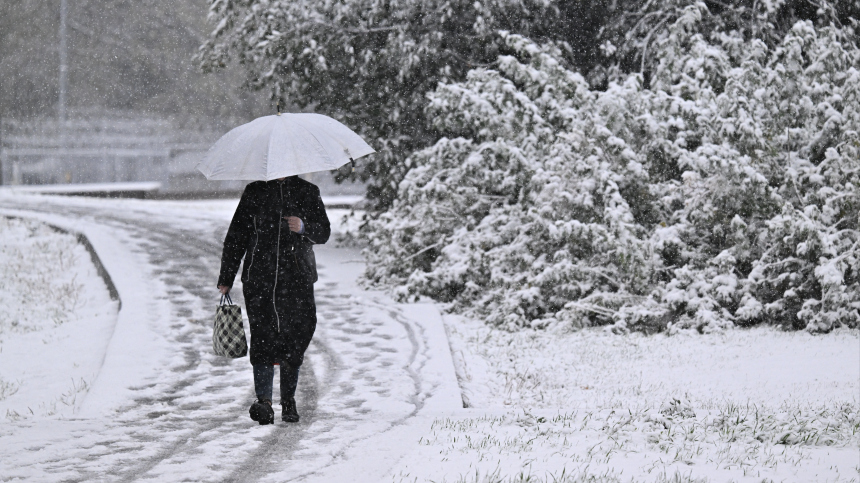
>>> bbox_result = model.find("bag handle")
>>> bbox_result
[220,293,233,306]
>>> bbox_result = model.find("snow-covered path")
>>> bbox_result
[0,194,461,482]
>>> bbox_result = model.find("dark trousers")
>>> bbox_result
[253,363,300,402]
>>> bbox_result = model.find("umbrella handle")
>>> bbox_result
[350,157,355,173]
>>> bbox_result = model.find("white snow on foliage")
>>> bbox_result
[365,7,860,333]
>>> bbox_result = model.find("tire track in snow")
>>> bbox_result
[0,196,444,482]
[0,199,332,481]
[253,294,429,482]
[220,334,336,483]
[222,283,425,482]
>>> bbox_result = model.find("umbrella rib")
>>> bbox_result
[262,124,273,179]
[295,122,337,164]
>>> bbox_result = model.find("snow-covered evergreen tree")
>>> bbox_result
[197,0,556,209]
[596,0,859,87]
[365,5,859,333]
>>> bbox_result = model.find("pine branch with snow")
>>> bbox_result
[365,6,859,333]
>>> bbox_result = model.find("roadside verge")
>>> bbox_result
[0,207,174,417]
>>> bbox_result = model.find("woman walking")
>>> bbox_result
[217,176,330,425]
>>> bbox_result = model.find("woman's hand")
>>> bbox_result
[218,285,230,295]
[284,216,303,233]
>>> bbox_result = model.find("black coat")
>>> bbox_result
[218,177,331,366]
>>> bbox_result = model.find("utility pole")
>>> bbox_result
[59,0,69,184]
[59,0,68,124]
[0,110,4,186]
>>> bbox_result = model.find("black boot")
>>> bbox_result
[249,399,274,425]
[281,398,299,423]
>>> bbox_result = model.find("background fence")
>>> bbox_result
[0,110,245,195]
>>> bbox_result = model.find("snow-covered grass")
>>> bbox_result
[0,217,83,334]
[0,217,117,420]
[391,318,860,482]
[396,403,858,482]
[445,317,858,410]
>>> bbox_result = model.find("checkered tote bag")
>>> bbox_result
[212,294,248,358]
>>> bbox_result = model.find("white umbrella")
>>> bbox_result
[196,113,375,181]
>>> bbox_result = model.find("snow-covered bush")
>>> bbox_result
[365,5,859,333]
[597,0,859,86]
[198,0,557,209]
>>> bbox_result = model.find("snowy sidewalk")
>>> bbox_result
[0,194,462,482]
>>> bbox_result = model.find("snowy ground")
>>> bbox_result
[0,194,459,482]
[0,193,856,482]
[0,217,118,421]
[394,318,859,482]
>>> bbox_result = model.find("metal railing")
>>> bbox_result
[0,112,242,193]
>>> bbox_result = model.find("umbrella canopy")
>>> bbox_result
[196,113,375,181]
